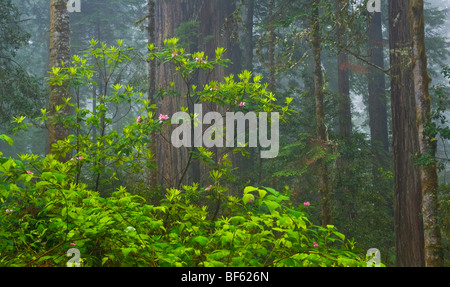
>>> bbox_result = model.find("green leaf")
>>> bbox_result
[35,181,51,189]
[243,193,254,204]
[122,247,137,257]
[230,216,246,225]
[263,186,279,197]
[192,236,209,247]
[244,186,258,195]
[258,189,267,199]
[264,201,280,214]
[0,135,13,146]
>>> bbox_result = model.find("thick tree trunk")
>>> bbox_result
[155,0,240,189]
[410,0,444,267]
[367,6,389,177]
[49,0,71,160]
[388,0,425,267]
[311,0,331,227]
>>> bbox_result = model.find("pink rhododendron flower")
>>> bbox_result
[76,156,83,160]
[159,114,169,123]
[26,171,33,175]
[136,116,142,123]
[248,198,253,203]
[313,242,319,247]
[239,102,246,107]
[303,202,310,207]
[205,185,213,191]
[70,243,76,246]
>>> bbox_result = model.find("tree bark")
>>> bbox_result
[410,0,444,267]
[388,0,425,267]
[311,0,332,227]
[244,0,254,72]
[336,0,352,139]
[48,0,71,160]
[155,0,240,189]
[367,4,389,177]
[147,0,158,189]
[268,0,276,92]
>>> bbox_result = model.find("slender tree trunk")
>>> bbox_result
[245,0,254,72]
[336,0,352,139]
[147,0,158,189]
[410,0,444,267]
[335,0,355,225]
[367,5,389,177]
[268,0,276,92]
[311,0,331,227]
[388,0,425,267]
[48,0,71,160]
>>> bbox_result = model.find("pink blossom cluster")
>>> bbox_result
[159,114,169,123]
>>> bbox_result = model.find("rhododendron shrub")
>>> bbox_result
[0,40,372,267]
[0,142,366,267]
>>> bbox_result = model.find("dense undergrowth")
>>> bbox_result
[0,39,374,267]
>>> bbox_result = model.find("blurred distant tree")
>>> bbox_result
[0,0,45,127]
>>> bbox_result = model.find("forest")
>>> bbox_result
[0,0,449,269]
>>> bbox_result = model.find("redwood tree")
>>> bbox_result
[48,0,71,159]
[147,0,158,188]
[155,0,240,189]
[336,0,352,139]
[388,0,424,267]
[367,4,389,176]
[410,0,444,267]
[311,0,332,227]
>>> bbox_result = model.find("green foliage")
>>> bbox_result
[37,40,159,194]
[175,20,200,51]
[415,65,450,170]
[0,140,368,266]
[0,38,373,267]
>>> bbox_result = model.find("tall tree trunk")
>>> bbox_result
[155,1,193,189]
[267,0,276,92]
[48,0,71,160]
[410,0,444,267]
[336,0,352,139]
[388,0,425,267]
[311,0,332,227]
[155,0,240,189]
[244,0,254,72]
[240,0,255,177]
[335,0,355,225]
[367,5,389,177]
[147,0,158,189]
